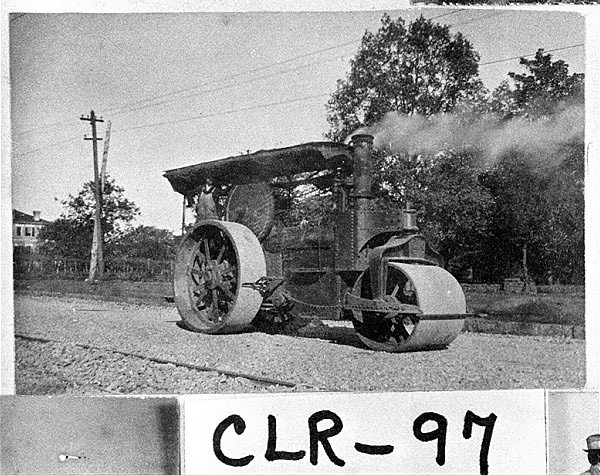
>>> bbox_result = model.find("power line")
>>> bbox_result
[13,10,581,151]
[104,8,463,115]
[88,10,464,118]
[107,61,319,116]
[14,9,466,136]
[480,43,584,67]
[13,47,352,138]
[15,117,86,138]
[116,92,331,133]
[13,61,320,138]
[13,93,331,154]
[431,10,465,20]
[12,94,331,156]
[12,136,81,157]
[13,38,586,156]
[99,42,362,117]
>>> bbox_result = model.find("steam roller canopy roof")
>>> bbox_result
[164,141,353,195]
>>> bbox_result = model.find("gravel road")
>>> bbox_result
[13,295,585,395]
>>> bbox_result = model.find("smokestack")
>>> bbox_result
[33,210,41,222]
[351,134,375,264]
[402,201,418,231]
[351,134,374,198]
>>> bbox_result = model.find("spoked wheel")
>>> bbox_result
[350,262,466,352]
[174,220,266,333]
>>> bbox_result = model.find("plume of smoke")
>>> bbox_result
[352,102,584,172]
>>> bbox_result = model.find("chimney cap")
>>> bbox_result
[351,134,374,146]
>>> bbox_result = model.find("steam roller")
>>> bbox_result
[173,216,466,350]
[165,133,467,351]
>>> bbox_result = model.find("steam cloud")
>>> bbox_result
[352,102,584,171]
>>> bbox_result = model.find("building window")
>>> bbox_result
[25,227,32,237]
[16,226,22,236]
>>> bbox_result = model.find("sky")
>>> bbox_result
[6,5,588,233]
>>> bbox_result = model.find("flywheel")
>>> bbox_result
[350,262,466,352]
[173,220,266,333]
[225,182,275,242]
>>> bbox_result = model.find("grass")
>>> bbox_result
[466,291,584,326]
[14,278,173,307]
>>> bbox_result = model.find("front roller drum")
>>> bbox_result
[351,262,466,352]
[174,220,266,333]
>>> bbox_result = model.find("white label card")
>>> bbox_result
[182,389,546,474]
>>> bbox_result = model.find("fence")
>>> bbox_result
[13,254,174,282]
[461,282,584,295]
[13,253,586,293]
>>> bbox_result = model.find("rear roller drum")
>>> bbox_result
[174,220,266,333]
[350,263,466,352]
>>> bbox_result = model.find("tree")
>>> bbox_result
[326,14,484,142]
[377,150,493,275]
[483,50,584,283]
[480,152,550,282]
[112,225,176,260]
[325,13,492,275]
[491,49,584,120]
[39,217,94,261]
[537,139,584,283]
[40,177,140,260]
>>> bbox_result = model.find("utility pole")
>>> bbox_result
[81,110,104,282]
[100,120,111,190]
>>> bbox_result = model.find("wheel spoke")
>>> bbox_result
[193,253,206,269]
[208,288,223,322]
[217,245,226,263]
[191,254,207,286]
[203,239,211,261]
[218,283,235,300]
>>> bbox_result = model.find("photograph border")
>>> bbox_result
[1,0,598,395]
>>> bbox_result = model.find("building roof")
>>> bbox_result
[163,141,353,196]
[12,210,51,225]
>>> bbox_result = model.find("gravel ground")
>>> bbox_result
[13,295,586,395]
[15,339,297,395]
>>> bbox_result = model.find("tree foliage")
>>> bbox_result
[40,177,140,259]
[490,49,584,120]
[326,14,484,142]
[326,15,584,283]
[377,150,493,273]
[326,13,492,276]
[113,225,176,260]
[60,177,140,237]
[482,50,584,283]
